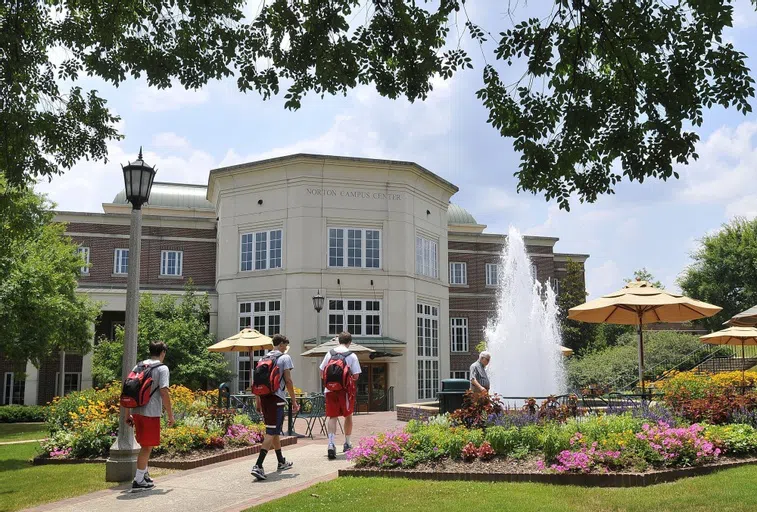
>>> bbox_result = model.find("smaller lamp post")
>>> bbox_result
[105,148,156,482]
[312,291,324,347]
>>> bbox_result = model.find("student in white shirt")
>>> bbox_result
[319,331,361,459]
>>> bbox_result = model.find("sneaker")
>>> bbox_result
[343,442,352,453]
[143,472,153,484]
[250,465,267,481]
[277,459,293,471]
[132,479,155,491]
[327,444,336,460]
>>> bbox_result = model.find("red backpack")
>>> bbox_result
[322,350,353,392]
[120,362,165,408]
[252,353,282,396]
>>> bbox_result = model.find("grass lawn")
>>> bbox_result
[0,443,116,512]
[0,423,48,443]
[251,467,757,512]
[0,443,174,512]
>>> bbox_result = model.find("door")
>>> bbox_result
[368,364,388,411]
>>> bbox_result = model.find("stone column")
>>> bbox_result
[23,361,39,406]
[106,207,142,482]
[80,322,95,390]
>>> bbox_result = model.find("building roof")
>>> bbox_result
[111,182,213,211]
[447,202,478,225]
[207,153,460,199]
[108,181,478,227]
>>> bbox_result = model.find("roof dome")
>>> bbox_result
[111,182,213,210]
[448,202,478,225]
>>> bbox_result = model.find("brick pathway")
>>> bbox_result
[25,411,403,512]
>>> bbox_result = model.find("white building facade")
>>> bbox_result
[208,155,458,407]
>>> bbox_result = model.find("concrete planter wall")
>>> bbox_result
[340,458,757,487]
[33,436,297,471]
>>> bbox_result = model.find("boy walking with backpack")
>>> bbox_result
[121,341,173,491]
[250,334,300,481]
[320,331,361,460]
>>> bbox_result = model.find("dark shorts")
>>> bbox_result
[260,395,285,436]
[133,414,161,447]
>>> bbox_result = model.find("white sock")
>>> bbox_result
[345,435,351,445]
[135,468,146,483]
[328,433,335,446]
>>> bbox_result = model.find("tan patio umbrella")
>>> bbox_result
[559,346,574,357]
[208,328,276,392]
[568,280,722,397]
[300,336,375,357]
[726,305,757,327]
[207,328,275,353]
[700,326,757,390]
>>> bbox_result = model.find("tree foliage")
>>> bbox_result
[625,268,665,289]
[2,0,756,209]
[92,283,232,389]
[0,181,100,364]
[557,259,596,355]
[678,217,757,331]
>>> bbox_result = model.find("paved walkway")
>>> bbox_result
[0,439,41,445]
[26,411,403,512]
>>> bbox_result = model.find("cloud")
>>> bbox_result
[152,132,191,152]
[678,121,757,206]
[133,82,210,112]
[587,260,622,298]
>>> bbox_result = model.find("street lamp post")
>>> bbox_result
[105,148,156,482]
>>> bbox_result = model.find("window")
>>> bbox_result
[78,247,90,275]
[110,321,125,341]
[54,373,81,396]
[3,373,24,405]
[449,262,467,285]
[451,371,471,380]
[531,263,538,281]
[238,300,282,391]
[415,236,438,278]
[551,278,560,294]
[327,299,381,336]
[240,229,283,271]
[160,250,183,276]
[328,228,381,268]
[114,249,128,275]
[486,263,501,287]
[416,303,439,400]
[450,318,469,352]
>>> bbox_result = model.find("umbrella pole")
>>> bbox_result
[742,341,746,395]
[638,314,645,403]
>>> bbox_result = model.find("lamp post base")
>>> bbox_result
[105,437,141,482]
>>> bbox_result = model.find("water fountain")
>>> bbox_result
[485,226,565,399]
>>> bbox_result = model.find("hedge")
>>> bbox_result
[0,405,47,423]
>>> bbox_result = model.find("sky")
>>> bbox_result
[36,0,757,299]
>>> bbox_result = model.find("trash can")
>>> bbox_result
[437,378,470,414]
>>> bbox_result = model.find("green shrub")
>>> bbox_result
[705,424,757,455]
[0,405,47,423]
[566,330,707,390]
[540,423,572,462]
[485,427,518,455]
[70,421,116,458]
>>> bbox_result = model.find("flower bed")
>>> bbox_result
[346,391,757,480]
[35,383,266,462]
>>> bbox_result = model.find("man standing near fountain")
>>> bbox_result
[470,351,491,393]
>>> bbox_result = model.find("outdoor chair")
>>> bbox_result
[297,395,326,439]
